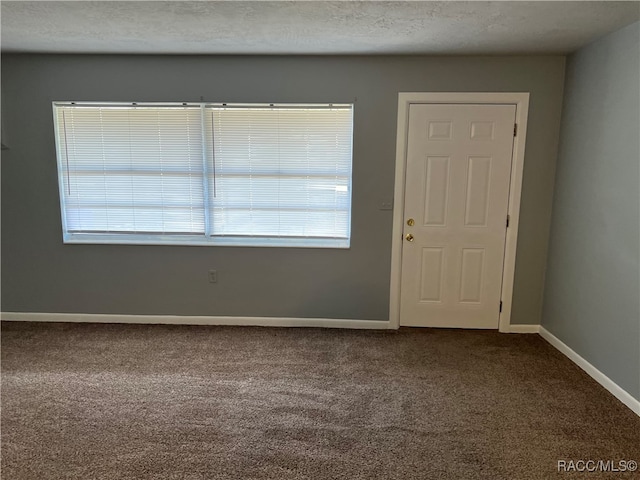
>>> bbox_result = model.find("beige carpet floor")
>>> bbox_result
[1,322,639,479]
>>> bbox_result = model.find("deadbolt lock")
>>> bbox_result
[405,233,414,242]
[407,218,415,226]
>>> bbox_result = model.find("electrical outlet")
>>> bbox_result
[208,270,217,283]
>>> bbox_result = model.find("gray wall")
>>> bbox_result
[1,54,565,322]
[542,22,640,400]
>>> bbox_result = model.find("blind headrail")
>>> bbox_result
[53,101,353,110]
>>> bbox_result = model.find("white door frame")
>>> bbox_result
[389,92,530,333]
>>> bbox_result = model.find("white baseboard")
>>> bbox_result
[1,312,544,334]
[0,311,390,330]
[506,324,540,334]
[539,326,640,416]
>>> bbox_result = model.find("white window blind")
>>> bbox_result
[53,102,353,248]
[206,105,352,240]
[54,104,205,235]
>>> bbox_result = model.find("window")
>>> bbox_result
[53,102,353,248]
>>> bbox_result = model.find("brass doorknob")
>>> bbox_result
[405,233,414,242]
[407,218,415,226]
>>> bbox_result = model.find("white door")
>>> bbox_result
[399,103,516,328]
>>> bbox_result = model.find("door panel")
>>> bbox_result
[464,156,492,226]
[423,156,450,225]
[400,104,516,328]
[419,247,444,302]
[459,248,485,303]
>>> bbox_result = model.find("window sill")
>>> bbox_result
[62,233,350,249]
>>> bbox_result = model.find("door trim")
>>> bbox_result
[389,92,530,332]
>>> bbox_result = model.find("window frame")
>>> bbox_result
[52,101,354,249]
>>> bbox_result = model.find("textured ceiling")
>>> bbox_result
[2,1,639,55]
